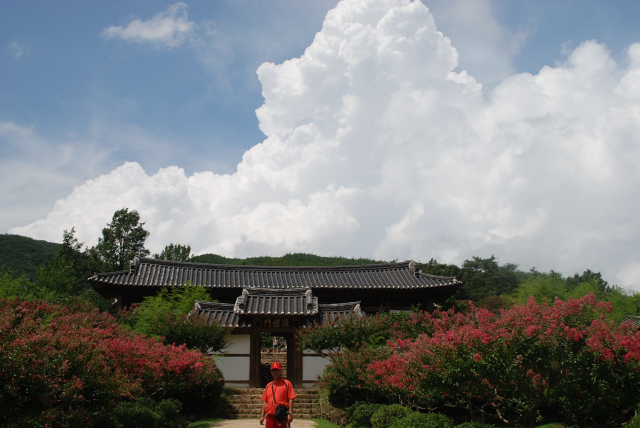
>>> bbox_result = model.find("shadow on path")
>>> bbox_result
[204,419,317,428]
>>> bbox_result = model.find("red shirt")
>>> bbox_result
[262,379,296,415]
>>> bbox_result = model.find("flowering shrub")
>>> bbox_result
[0,299,223,427]
[321,346,390,407]
[314,294,640,427]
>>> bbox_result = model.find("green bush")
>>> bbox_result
[151,312,229,353]
[390,412,455,428]
[131,284,212,334]
[121,284,229,353]
[370,404,412,428]
[349,403,384,427]
[93,398,186,428]
[456,422,497,428]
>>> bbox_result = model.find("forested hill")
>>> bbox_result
[190,253,387,266]
[0,234,60,281]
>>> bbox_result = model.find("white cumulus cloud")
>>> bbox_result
[101,3,196,48]
[6,39,30,58]
[11,0,640,290]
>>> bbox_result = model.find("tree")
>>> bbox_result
[455,256,519,302]
[93,208,150,271]
[514,273,569,305]
[36,255,82,296]
[125,284,229,354]
[154,243,191,262]
[414,258,461,277]
[566,269,609,292]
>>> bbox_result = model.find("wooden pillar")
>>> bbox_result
[286,333,303,388]
[115,293,124,314]
[249,323,261,388]
[287,333,302,388]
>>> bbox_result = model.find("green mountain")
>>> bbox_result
[190,252,387,266]
[0,234,60,281]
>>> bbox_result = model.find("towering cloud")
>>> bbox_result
[12,0,640,289]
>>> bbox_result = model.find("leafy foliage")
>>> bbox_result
[331,294,640,427]
[369,404,412,428]
[455,423,496,428]
[348,403,384,427]
[414,258,461,277]
[455,256,519,302]
[37,254,84,296]
[123,285,229,353]
[513,271,640,324]
[146,313,229,354]
[390,412,455,428]
[95,397,187,428]
[191,252,386,266]
[0,229,115,312]
[154,243,192,262]
[0,269,56,301]
[297,312,414,356]
[0,298,223,427]
[93,208,150,271]
[0,234,59,281]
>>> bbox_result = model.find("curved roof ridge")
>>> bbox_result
[130,257,412,272]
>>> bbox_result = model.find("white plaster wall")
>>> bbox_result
[215,334,251,387]
[225,334,251,353]
[215,356,250,387]
[302,355,330,388]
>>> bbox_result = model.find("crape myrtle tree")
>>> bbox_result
[303,295,640,427]
[93,208,150,271]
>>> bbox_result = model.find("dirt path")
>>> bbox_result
[204,419,317,428]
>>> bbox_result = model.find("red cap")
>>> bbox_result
[270,362,282,370]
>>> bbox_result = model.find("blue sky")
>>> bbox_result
[3,1,639,177]
[3,0,640,288]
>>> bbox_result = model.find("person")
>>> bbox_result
[272,336,278,353]
[260,362,296,427]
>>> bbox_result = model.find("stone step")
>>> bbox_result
[223,387,321,420]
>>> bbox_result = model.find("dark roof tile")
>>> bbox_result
[90,257,459,291]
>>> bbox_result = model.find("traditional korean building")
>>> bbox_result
[90,257,460,388]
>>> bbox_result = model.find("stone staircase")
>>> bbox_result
[260,352,288,387]
[221,387,321,419]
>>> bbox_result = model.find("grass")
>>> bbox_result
[185,416,633,428]
[188,418,223,427]
[189,418,338,427]
[312,419,340,428]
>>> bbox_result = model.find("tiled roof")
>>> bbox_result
[318,302,364,323]
[190,289,363,327]
[90,257,459,291]
[625,316,640,328]
[234,288,318,315]
[191,301,249,328]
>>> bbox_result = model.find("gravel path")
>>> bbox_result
[203,419,317,427]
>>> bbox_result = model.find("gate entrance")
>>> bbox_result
[260,335,287,387]
[190,288,366,388]
[250,328,301,388]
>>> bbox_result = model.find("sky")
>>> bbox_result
[2,0,640,289]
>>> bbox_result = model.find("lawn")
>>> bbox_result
[188,418,223,427]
